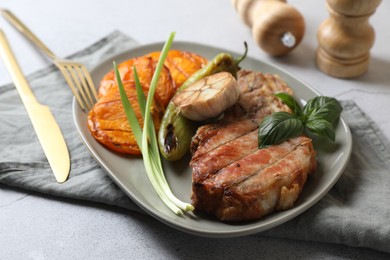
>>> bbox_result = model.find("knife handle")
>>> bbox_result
[0,30,38,104]
[1,9,57,60]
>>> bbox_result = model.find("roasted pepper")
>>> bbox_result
[158,43,248,161]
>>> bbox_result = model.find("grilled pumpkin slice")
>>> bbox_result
[98,50,208,98]
[88,50,207,154]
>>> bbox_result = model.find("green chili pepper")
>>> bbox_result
[158,43,248,161]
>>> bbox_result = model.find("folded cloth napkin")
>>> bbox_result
[0,31,389,253]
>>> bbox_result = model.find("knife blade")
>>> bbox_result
[0,29,70,183]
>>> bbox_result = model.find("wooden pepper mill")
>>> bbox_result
[232,0,305,56]
[316,0,382,78]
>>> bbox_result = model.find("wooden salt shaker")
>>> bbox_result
[316,0,382,78]
[232,0,305,56]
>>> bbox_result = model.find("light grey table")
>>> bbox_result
[1,0,389,259]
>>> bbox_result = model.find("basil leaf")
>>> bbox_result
[258,112,304,148]
[275,92,302,115]
[257,94,342,148]
[306,118,336,141]
[303,96,343,126]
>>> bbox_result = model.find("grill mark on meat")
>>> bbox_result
[204,137,310,189]
[190,118,258,162]
[191,130,259,182]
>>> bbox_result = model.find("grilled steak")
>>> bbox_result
[190,70,317,222]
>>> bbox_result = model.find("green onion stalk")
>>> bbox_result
[115,32,194,215]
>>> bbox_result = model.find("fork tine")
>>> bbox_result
[74,66,97,108]
[56,62,97,111]
[80,66,98,102]
[65,65,93,110]
[55,63,86,111]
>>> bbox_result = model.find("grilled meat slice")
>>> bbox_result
[190,70,317,222]
[192,136,316,221]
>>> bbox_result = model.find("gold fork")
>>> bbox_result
[1,9,98,111]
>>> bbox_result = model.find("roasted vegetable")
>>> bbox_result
[173,72,239,121]
[146,50,208,87]
[88,65,172,154]
[158,43,248,161]
[88,50,207,154]
[98,51,208,98]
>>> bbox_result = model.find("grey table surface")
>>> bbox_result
[1,0,389,259]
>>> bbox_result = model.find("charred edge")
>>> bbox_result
[190,126,219,156]
[192,182,224,214]
[164,123,177,153]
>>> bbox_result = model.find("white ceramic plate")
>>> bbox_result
[73,42,352,238]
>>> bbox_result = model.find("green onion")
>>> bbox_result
[115,32,194,215]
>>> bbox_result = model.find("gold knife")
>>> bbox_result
[0,29,70,183]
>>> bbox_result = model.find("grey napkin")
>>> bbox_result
[1,31,389,254]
